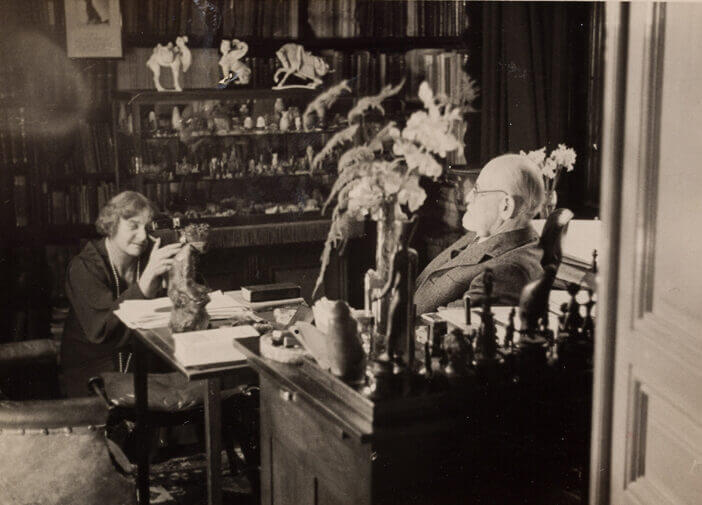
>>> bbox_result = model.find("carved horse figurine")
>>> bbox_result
[273,43,331,90]
[146,36,192,92]
[218,39,251,86]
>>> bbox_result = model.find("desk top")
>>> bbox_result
[131,291,286,381]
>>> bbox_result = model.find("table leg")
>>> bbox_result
[205,377,222,505]
[133,337,150,505]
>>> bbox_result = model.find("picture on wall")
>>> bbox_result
[65,0,122,58]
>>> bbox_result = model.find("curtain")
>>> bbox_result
[479,2,597,215]
[480,2,586,161]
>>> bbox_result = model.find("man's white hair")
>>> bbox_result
[489,154,545,219]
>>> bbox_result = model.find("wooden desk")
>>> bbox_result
[233,335,593,505]
[131,324,256,505]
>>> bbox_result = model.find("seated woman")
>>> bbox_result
[60,191,182,397]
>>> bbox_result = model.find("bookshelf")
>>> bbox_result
[1,0,480,340]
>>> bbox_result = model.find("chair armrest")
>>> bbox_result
[0,339,60,368]
[0,396,108,430]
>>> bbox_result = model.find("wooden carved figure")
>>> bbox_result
[168,224,210,332]
[146,36,192,92]
[218,39,251,86]
[373,221,418,369]
[273,43,331,89]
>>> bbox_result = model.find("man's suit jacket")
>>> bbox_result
[414,226,543,315]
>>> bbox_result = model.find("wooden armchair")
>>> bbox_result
[0,339,135,505]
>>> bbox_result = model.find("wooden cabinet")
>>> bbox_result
[236,337,489,505]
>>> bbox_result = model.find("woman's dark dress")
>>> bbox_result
[60,239,150,397]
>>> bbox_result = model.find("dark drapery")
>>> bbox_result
[480,2,591,156]
[479,2,598,215]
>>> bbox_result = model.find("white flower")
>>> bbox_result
[347,177,383,218]
[542,158,558,179]
[521,147,547,167]
[397,175,427,213]
[550,144,577,171]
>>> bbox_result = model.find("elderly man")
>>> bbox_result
[414,154,545,315]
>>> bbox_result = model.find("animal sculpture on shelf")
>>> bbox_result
[146,36,192,92]
[218,39,251,86]
[272,43,332,90]
[168,224,211,332]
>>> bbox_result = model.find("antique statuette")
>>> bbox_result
[146,36,191,92]
[218,39,251,86]
[168,224,211,332]
[272,43,331,90]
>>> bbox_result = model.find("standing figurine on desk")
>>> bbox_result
[372,221,418,372]
[473,269,499,366]
[168,224,211,332]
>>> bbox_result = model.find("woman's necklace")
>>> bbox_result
[105,238,140,374]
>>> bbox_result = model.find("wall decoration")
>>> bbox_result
[65,0,122,58]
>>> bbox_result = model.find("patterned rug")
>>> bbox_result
[145,451,255,505]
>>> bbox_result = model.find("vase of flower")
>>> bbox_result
[521,144,576,219]
[541,189,558,218]
[310,80,475,349]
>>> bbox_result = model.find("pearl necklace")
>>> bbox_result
[105,238,140,374]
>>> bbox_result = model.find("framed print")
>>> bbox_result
[65,0,122,58]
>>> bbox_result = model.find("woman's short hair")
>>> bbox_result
[95,191,157,237]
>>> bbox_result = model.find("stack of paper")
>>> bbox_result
[114,291,250,329]
[172,326,259,367]
[206,290,249,319]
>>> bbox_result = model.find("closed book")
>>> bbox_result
[241,282,301,302]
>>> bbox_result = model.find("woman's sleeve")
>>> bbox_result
[65,256,146,346]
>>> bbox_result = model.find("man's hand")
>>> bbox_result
[138,236,182,298]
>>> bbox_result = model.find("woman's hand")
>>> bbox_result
[138,236,182,298]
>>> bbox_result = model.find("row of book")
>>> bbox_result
[46,182,117,226]
[308,0,470,38]
[119,0,469,42]
[76,121,117,175]
[120,0,301,40]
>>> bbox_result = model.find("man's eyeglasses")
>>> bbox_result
[465,184,509,203]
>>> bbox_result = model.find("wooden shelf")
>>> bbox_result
[114,88,320,104]
[143,128,341,140]
[122,35,469,54]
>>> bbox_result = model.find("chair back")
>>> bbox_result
[538,208,574,270]
[0,339,136,505]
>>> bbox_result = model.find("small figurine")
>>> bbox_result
[274,98,285,115]
[146,36,191,92]
[256,116,266,129]
[218,39,251,86]
[294,116,302,131]
[279,111,290,132]
[442,329,473,382]
[171,106,182,130]
[272,43,332,90]
[243,116,253,129]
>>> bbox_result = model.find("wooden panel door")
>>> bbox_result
[592,3,702,505]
